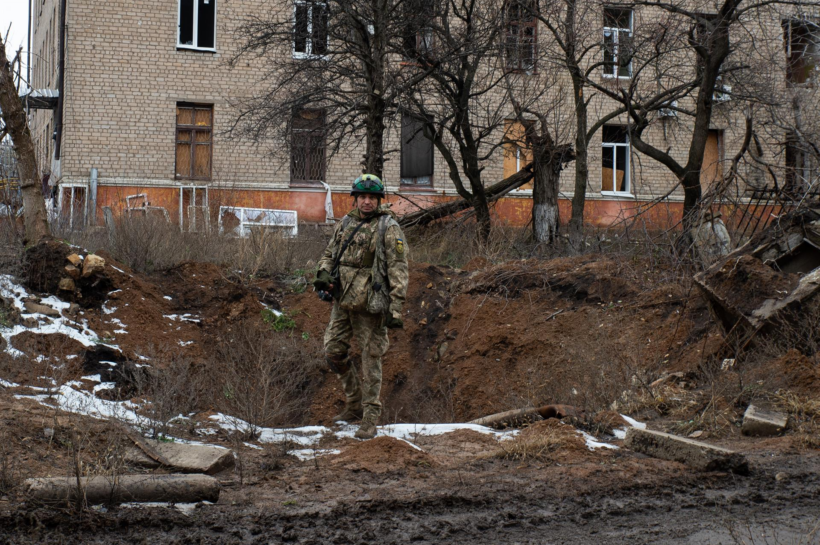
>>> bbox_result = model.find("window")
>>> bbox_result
[601,126,630,193]
[294,1,328,58]
[505,1,537,72]
[290,109,326,185]
[603,7,632,78]
[401,114,434,187]
[503,120,534,190]
[402,0,435,61]
[783,19,820,84]
[175,104,213,181]
[785,131,818,195]
[178,0,216,50]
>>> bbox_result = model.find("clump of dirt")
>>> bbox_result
[329,436,436,473]
[705,255,798,316]
[591,410,630,435]
[775,349,820,393]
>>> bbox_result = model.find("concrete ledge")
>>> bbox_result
[624,428,749,474]
[742,405,789,437]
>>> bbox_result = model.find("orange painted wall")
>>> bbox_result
[87,184,776,232]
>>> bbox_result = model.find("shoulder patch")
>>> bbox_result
[396,239,405,254]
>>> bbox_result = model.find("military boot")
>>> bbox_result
[354,418,378,440]
[332,404,363,423]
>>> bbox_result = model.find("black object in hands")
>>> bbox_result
[318,290,334,302]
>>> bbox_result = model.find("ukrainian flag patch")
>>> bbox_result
[396,239,405,254]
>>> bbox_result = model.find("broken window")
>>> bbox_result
[402,0,435,62]
[175,104,213,181]
[294,1,329,57]
[291,108,327,185]
[401,114,434,187]
[785,131,818,196]
[783,18,820,84]
[505,0,537,72]
[601,125,630,193]
[503,120,534,190]
[603,7,632,78]
[178,0,216,50]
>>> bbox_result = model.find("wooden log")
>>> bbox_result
[468,405,581,429]
[25,474,220,505]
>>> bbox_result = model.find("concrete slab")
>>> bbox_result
[742,405,789,437]
[624,428,748,474]
[126,440,235,475]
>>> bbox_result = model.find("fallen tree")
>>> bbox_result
[398,163,534,229]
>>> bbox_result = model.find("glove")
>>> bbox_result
[313,270,333,292]
[386,316,404,329]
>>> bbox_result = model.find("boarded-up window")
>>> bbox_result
[291,108,326,185]
[783,19,819,84]
[601,125,630,193]
[401,114,434,186]
[503,120,534,190]
[175,104,213,181]
[700,130,724,194]
[505,0,537,72]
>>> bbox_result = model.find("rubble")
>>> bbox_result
[125,439,235,475]
[741,405,789,437]
[23,301,60,317]
[624,428,749,473]
[58,278,75,291]
[695,209,820,349]
[82,254,106,278]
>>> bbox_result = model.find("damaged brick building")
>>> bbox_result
[26,0,820,232]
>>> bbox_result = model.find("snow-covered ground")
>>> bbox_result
[0,274,641,458]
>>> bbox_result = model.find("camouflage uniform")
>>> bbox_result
[318,205,409,422]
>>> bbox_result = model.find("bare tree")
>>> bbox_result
[0,33,50,244]
[229,0,433,178]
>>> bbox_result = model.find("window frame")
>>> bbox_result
[290,108,327,186]
[400,113,434,189]
[293,1,329,59]
[177,0,217,52]
[601,126,632,196]
[503,119,535,191]
[175,103,214,182]
[602,7,633,79]
[504,0,538,73]
[783,18,820,85]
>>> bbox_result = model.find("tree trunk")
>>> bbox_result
[532,151,560,244]
[364,96,385,178]
[0,36,51,245]
[569,79,588,248]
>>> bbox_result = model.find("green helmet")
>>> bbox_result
[351,174,385,197]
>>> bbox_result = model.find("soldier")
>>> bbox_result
[313,174,409,440]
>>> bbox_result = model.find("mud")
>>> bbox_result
[1,446,818,544]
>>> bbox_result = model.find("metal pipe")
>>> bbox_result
[88,167,97,226]
[54,0,67,160]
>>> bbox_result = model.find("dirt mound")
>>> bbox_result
[461,256,637,302]
[329,436,436,473]
[702,255,798,317]
[776,349,820,393]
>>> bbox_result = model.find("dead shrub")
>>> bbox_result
[56,214,328,277]
[493,420,586,462]
[205,318,323,439]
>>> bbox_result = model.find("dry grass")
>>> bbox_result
[776,391,820,449]
[493,420,585,462]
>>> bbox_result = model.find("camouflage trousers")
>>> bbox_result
[324,303,389,421]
